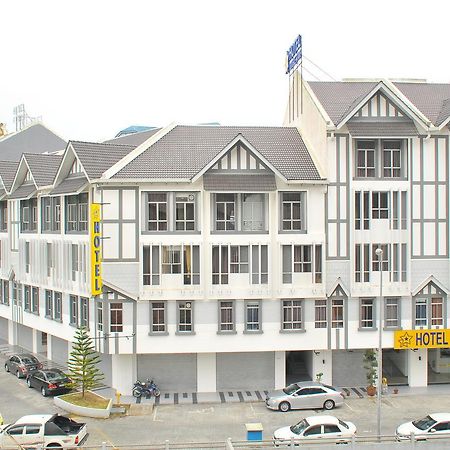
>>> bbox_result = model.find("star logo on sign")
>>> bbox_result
[398,332,413,348]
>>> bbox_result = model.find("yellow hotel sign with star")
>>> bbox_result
[394,329,450,349]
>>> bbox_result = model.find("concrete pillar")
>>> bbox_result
[8,320,16,345]
[46,335,53,361]
[408,348,427,387]
[111,354,137,396]
[197,353,216,392]
[274,351,286,389]
[312,350,332,385]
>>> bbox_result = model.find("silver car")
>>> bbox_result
[266,381,345,412]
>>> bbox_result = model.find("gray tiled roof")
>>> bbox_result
[203,174,277,191]
[0,160,19,191]
[394,82,450,126]
[9,183,36,200]
[113,126,322,181]
[70,141,136,180]
[24,153,63,187]
[103,128,161,146]
[308,81,378,126]
[346,121,419,137]
[0,123,66,161]
[50,175,88,196]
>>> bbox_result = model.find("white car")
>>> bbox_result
[273,415,356,445]
[396,413,450,441]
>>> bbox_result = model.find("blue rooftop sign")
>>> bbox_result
[286,35,302,75]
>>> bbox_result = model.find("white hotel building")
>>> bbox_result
[0,78,449,394]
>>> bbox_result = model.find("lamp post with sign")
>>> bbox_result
[375,247,383,440]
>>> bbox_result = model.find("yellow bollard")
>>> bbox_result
[115,391,121,404]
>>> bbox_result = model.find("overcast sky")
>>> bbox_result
[1,0,449,142]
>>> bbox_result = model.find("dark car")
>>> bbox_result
[4,354,43,378]
[26,368,72,396]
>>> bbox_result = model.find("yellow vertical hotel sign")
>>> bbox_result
[90,203,102,296]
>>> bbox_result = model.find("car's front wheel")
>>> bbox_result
[27,378,32,388]
[278,401,291,412]
[323,399,335,410]
[4,363,9,373]
[41,386,47,397]
[16,370,22,379]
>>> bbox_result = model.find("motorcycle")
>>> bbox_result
[132,378,161,398]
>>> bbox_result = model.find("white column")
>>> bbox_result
[7,319,16,345]
[32,328,38,353]
[274,351,286,389]
[408,348,427,387]
[46,335,53,361]
[313,350,332,385]
[197,353,216,392]
[111,354,136,396]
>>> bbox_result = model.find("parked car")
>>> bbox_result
[4,354,43,378]
[26,368,72,397]
[0,414,87,448]
[396,413,450,441]
[273,415,356,445]
[265,381,345,412]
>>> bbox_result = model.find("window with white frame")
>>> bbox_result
[0,201,7,232]
[385,298,399,328]
[355,191,370,230]
[175,193,195,231]
[415,298,427,327]
[282,299,303,331]
[355,244,370,282]
[218,301,235,333]
[360,298,375,328]
[383,140,402,178]
[24,285,31,311]
[20,198,37,232]
[215,193,235,231]
[177,301,193,333]
[54,292,62,321]
[150,302,166,334]
[242,193,264,231]
[45,290,53,318]
[372,192,389,219]
[331,299,344,328]
[245,301,261,332]
[0,280,9,305]
[110,303,123,332]
[143,244,200,285]
[31,287,38,314]
[212,244,268,285]
[281,192,305,231]
[97,302,103,332]
[282,244,322,284]
[69,295,78,326]
[80,297,89,328]
[147,193,168,231]
[431,297,443,326]
[41,197,61,232]
[315,300,327,328]
[372,244,389,271]
[356,141,376,177]
[66,193,88,233]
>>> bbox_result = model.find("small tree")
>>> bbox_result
[67,327,104,398]
[363,348,378,387]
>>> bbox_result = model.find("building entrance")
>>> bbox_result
[286,351,311,385]
[428,348,450,384]
[382,349,407,385]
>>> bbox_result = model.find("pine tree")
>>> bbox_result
[67,327,104,398]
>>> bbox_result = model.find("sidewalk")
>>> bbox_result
[2,339,450,407]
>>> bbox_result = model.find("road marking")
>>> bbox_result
[93,426,116,449]
[344,402,354,411]
[153,406,158,421]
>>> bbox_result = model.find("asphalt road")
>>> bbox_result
[1,360,449,447]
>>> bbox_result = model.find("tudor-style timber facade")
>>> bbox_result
[0,78,450,394]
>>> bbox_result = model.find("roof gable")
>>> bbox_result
[0,161,19,191]
[23,153,63,187]
[352,92,408,119]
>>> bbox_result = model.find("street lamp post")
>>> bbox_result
[375,247,384,440]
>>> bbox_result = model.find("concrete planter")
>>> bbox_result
[54,393,113,419]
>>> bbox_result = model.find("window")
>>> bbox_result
[41,197,61,232]
[218,301,235,333]
[177,301,193,333]
[213,244,268,285]
[245,301,261,332]
[71,244,79,281]
[110,303,123,332]
[24,285,31,311]
[282,300,303,331]
[143,244,200,285]
[97,302,103,332]
[431,297,443,326]
[242,193,264,231]
[415,298,427,327]
[324,425,341,434]
[282,244,322,284]
[150,302,167,334]
[356,141,376,177]
[383,140,402,178]
[0,201,7,232]
[355,191,370,230]
[372,244,389,271]
[331,299,344,328]
[372,192,389,219]
[360,298,374,328]
[385,298,399,328]
[315,300,327,328]
[175,193,195,231]
[31,287,39,314]
[355,244,370,282]
[45,290,53,318]
[147,193,167,231]
[281,192,304,231]
[54,292,62,321]
[0,280,9,305]
[66,193,88,233]
[25,241,30,273]
[20,198,37,232]
[80,297,89,328]
[215,193,235,231]
[69,295,78,326]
